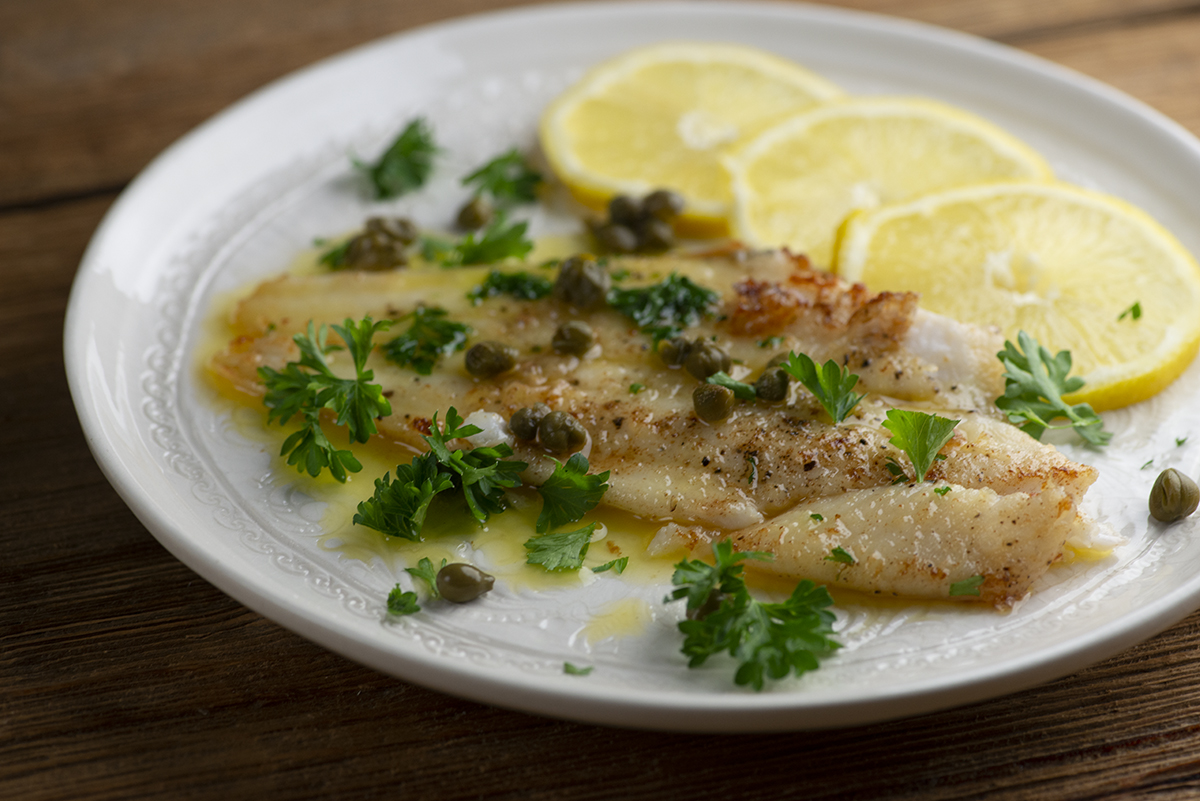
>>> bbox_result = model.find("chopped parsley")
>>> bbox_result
[666,541,839,691]
[563,662,593,676]
[593,557,628,575]
[1178,437,1189,447]
[422,215,534,267]
[780,352,864,424]
[524,523,596,571]
[353,457,454,542]
[1118,301,1142,321]
[629,383,645,395]
[381,306,470,374]
[358,117,438,199]
[1142,459,1155,470]
[707,371,757,401]
[757,335,786,349]
[258,317,393,482]
[535,453,610,534]
[607,272,719,342]
[462,149,542,207]
[386,586,420,615]
[933,486,952,497]
[995,331,1110,447]
[810,513,824,523]
[825,547,855,565]
[404,557,446,599]
[467,269,553,305]
[949,575,985,597]
[881,409,959,483]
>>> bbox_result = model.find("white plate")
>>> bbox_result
[64,1,1200,731]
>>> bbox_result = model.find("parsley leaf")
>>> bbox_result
[629,383,645,395]
[381,306,470,374]
[667,541,840,690]
[387,587,421,615]
[1178,437,1189,447]
[758,335,786,349]
[467,269,553,305]
[707,371,757,401]
[949,575,985,597]
[563,662,593,675]
[424,408,527,524]
[995,331,1111,447]
[423,215,534,267]
[258,317,393,482]
[355,407,527,540]
[358,117,439,199]
[535,453,610,534]
[462,149,542,207]
[825,547,855,565]
[353,455,454,541]
[607,273,720,342]
[810,513,824,522]
[404,557,446,599]
[524,523,596,571]
[933,486,952,496]
[780,352,864,423]
[593,557,628,574]
[881,409,959,483]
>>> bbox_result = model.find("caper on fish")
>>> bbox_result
[344,231,407,271]
[538,410,587,453]
[657,336,692,367]
[642,189,685,222]
[365,216,418,245]
[456,196,494,231]
[436,563,495,603]
[754,366,791,402]
[465,341,518,378]
[510,403,550,441]
[608,195,643,225]
[694,384,735,423]
[592,189,685,254]
[592,222,639,254]
[767,351,792,369]
[1150,468,1200,523]
[637,218,675,251]
[553,254,611,311]
[684,340,731,381]
[552,320,595,356]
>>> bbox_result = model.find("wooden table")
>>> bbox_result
[7,1,1200,797]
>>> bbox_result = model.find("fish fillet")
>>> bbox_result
[208,249,1097,606]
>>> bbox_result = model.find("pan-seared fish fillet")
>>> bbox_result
[209,250,1097,606]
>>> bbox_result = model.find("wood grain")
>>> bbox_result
[7,0,1200,798]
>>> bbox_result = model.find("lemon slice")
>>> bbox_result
[834,181,1200,411]
[727,97,1052,266]
[539,42,842,236]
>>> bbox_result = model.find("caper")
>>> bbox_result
[694,384,735,423]
[593,222,639,254]
[1149,468,1200,523]
[643,189,685,221]
[538,411,588,453]
[436,563,495,603]
[365,216,418,245]
[754,366,791,402]
[657,336,692,367]
[510,404,550,441]
[553,255,611,311]
[608,194,643,225]
[344,231,407,271]
[465,341,518,378]
[637,218,675,251]
[683,340,732,381]
[552,320,595,356]
[456,196,493,230]
[766,351,792,369]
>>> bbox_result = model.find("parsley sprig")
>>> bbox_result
[463,149,542,208]
[666,541,839,690]
[381,306,471,374]
[881,409,959,483]
[607,273,719,342]
[535,453,610,534]
[995,331,1110,447]
[258,317,393,482]
[422,215,534,267]
[524,523,596,571]
[780,352,864,423]
[358,118,439,199]
[353,408,526,540]
[467,269,553,305]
